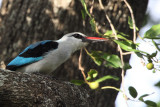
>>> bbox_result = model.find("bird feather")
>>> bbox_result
[6,40,59,71]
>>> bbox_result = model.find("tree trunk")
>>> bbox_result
[0,0,148,106]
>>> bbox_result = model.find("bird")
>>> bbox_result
[6,32,107,74]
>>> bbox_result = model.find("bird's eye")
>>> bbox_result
[72,34,84,39]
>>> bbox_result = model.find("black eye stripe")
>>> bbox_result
[72,34,84,39]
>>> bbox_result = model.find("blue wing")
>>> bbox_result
[6,40,58,71]
[6,56,43,71]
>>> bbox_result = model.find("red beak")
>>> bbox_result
[84,37,108,43]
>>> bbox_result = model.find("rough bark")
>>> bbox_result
[0,69,92,107]
[0,0,148,107]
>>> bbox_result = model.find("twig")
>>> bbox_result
[137,33,143,40]
[90,0,94,14]
[98,0,128,106]
[122,52,133,55]
[98,0,117,37]
[152,39,160,51]
[123,0,137,43]
[79,49,89,84]
[101,86,123,92]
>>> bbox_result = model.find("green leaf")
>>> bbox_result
[95,75,119,83]
[143,24,160,39]
[114,40,134,51]
[150,51,157,57]
[71,80,85,86]
[80,0,91,18]
[116,34,129,41]
[104,30,129,37]
[128,16,139,31]
[89,51,123,68]
[155,81,160,88]
[91,56,102,66]
[102,54,122,68]
[86,51,103,66]
[152,40,160,51]
[144,100,157,107]
[104,30,129,41]
[157,101,160,107]
[86,69,98,81]
[128,86,138,98]
[93,58,102,66]
[80,0,97,32]
[104,30,113,36]
[139,94,157,106]
[135,52,144,58]
[81,9,86,20]
[123,63,132,70]
[90,53,102,66]
[117,31,129,37]
[138,94,150,101]
[90,18,96,32]
[114,40,147,54]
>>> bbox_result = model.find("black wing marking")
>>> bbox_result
[19,40,59,57]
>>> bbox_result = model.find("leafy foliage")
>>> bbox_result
[128,16,139,31]
[86,69,98,81]
[78,1,160,106]
[155,81,160,88]
[139,94,150,102]
[145,100,157,107]
[143,24,160,39]
[128,86,138,98]
[87,51,123,68]
[95,75,119,83]
[138,94,157,107]
[80,0,91,18]
[114,40,147,54]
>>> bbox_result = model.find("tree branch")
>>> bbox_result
[0,69,92,107]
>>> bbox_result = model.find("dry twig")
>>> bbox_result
[78,49,89,84]
[98,0,129,106]
[123,0,137,43]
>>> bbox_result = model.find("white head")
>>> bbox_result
[58,32,107,52]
